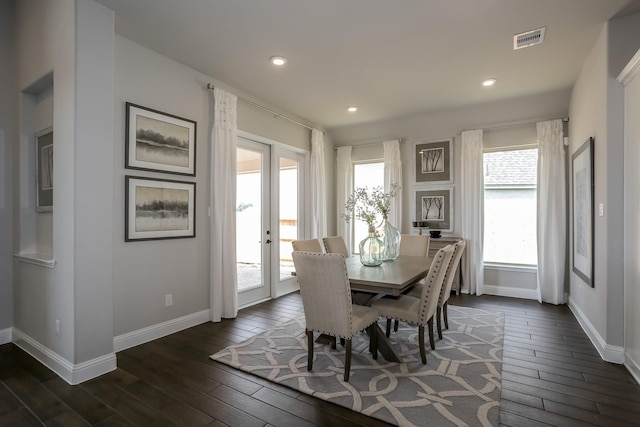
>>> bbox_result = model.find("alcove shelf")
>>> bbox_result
[13,253,56,269]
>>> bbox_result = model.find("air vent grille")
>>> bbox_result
[514,27,546,50]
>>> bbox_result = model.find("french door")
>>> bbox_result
[236,136,304,307]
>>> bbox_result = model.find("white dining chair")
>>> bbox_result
[322,236,350,257]
[292,251,379,382]
[398,234,430,257]
[371,245,454,364]
[291,239,323,253]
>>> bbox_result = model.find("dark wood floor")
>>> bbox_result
[1,293,639,426]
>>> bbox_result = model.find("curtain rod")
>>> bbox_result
[207,83,317,132]
[458,117,569,135]
[333,139,401,151]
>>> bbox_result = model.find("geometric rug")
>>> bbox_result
[211,305,504,427]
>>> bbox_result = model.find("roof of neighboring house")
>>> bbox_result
[484,149,537,187]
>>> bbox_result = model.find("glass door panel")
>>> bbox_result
[237,139,271,306]
[279,157,298,280]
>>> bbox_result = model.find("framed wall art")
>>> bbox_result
[125,176,196,241]
[126,102,196,176]
[413,138,453,184]
[572,137,594,287]
[36,128,53,212]
[412,187,453,232]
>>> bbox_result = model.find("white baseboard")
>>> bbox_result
[12,328,117,385]
[0,327,12,345]
[568,296,625,364]
[625,352,640,385]
[482,285,538,300]
[113,309,210,353]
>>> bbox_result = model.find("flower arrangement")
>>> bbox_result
[343,183,400,229]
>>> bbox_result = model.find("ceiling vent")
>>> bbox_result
[513,27,546,50]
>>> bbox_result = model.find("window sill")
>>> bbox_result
[483,263,536,273]
[13,253,56,269]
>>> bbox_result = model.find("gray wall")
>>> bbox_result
[0,0,15,338]
[569,12,640,352]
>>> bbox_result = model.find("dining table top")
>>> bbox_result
[345,255,431,296]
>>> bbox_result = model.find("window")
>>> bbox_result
[483,148,538,266]
[352,161,384,253]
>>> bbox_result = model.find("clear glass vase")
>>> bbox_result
[380,217,401,261]
[359,225,385,266]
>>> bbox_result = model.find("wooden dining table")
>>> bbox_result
[345,255,432,362]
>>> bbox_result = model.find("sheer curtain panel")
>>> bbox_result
[336,146,353,255]
[309,129,327,239]
[383,139,403,230]
[460,129,484,295]
[210,88,238,321]
[536,119,566,304]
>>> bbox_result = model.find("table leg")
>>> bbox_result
[371,323,402,363]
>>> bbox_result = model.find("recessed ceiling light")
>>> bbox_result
[270,56,287,66]
[347,106,358,113]
[482,78,497,87]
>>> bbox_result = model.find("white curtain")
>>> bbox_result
[460,129,484,295]
[336,146,353,254]
[210,88,238,322]
[536,119,566,304]
[383,139,403,230]
[309,129,326,239]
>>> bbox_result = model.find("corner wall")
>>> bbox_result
[0,0,15,343]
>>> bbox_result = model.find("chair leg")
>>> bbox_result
[386,319,392,337]
[394,319,399,332]
[436,306,443,340]
[331,336,337,349]
[428,317,435,350]
[344,339,352,382]
[443,301,449,330]
[306,330,314,371]
[418,325,427,364]
[368,325,378,360]
[340,338,346,346]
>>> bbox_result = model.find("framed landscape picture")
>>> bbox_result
[36,128,53,212]
[413,138,453,184]
[126,102,196,176]
[572,137,594,287]
[125,176,196,241]
[412,187,453,232]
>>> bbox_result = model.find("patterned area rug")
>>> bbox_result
[211,305,504,427]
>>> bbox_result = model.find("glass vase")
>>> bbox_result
[359,226,385,266]
[380,217,401,261]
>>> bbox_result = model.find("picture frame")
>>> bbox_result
[125,176,196,241]
[413,138,453,184]
[572,137,594,287]
[412,187,453,232]
[36,128,53,212]
[126,102,196,176]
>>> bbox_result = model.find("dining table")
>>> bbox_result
[345,255,432,363]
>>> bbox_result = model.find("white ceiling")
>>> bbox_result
[95,0,640,131]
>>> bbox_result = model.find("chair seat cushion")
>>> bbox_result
[351,304,380,333]
[371,295,420,325]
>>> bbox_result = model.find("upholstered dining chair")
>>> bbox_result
[406,241,465,338]
[432,240,466,339]
[371,245,455,364]
[398,234,430,257]
[291,238,323,253]
[292,252,379,382]
[322,236,350,257]
[391,234,431,332]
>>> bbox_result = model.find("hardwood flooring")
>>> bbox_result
[1,293,639,426]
